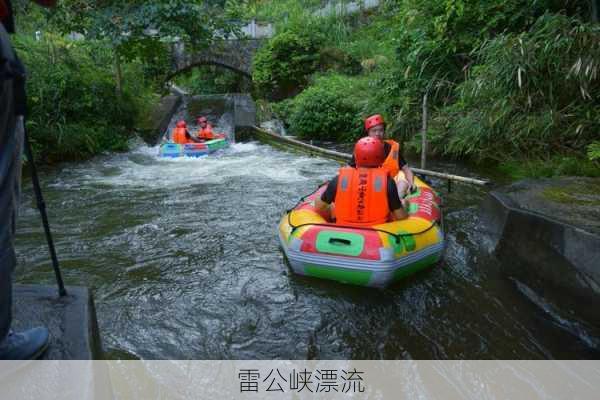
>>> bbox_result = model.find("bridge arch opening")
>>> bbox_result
[169,63,252,94]
[169,38,263,86]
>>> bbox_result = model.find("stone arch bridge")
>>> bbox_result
[168,20,273,80]
[169,38,263,80]
[167,1,383,80]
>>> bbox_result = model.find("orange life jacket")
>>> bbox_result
[334,167,390,227]
[172,127,189,144]
[381,140,401,177]
[198,124,215,140]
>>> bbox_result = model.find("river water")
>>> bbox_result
[14,127,599,359]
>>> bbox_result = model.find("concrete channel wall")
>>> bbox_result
[138,95,182,146]
[141,92,256,145]
[480,179,600,327]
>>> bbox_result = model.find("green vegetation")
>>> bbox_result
[248,0,600,178]
[10,0,244,163]
[51,0,243,64]
[542,182,600,206]
[174,66,251,94]
[588,141,600,161]
[14,33,157,163]
[283,81,360,141]
[497,156,600,180]
[253,29,324,100]
[434,14,600,161]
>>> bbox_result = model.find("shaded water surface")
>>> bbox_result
[15,140,599,359]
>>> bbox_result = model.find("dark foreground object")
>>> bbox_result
[12,285,102,359]
[481,177,600,327]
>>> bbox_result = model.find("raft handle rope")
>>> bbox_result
[287,183,441,245]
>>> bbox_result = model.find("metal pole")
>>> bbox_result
[421,92,428,170]
[23,128,67,297]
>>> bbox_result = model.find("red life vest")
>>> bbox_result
[171,127,189,144]
[198,124,215,140]
[381,140,401,178]
[334,167,390,227]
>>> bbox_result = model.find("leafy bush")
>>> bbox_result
[284,75,367,141]
[431,14,600,160]
[377,0,558,137]
[274,72,395,141]
[318,47,362,75]
[588,142,600,162]
[272,98,295,123]
[13,34,155,162]
[289,87,361,141]
[253,28,324,100]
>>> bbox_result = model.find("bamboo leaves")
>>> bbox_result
[437,14,600,161]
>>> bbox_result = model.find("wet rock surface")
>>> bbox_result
[503,177,600,235]
[480,177,600,327]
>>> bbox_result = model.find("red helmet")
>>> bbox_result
[176,120,187,128]
[364,114,385,131]
[354,137,385,168]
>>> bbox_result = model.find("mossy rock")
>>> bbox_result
[542,182,600,206]
[504,177,600,235]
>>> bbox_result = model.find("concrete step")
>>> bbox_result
[12,284,102,360]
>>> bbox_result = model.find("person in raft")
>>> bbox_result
[171,120,202,144]
[315,137,409,225]
[350,114,416,198]
[196,116,215,140]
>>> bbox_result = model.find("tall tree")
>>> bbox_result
[50,0,245,86]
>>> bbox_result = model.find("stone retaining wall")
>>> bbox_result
[480,178,600,326]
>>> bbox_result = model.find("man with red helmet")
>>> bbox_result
[1,0,56,359]
[351,114,416,198]
[315,137,408,225]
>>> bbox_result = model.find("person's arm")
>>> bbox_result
[388,177,409,220]
[400,159,415,191]
[315,176,338,211]
[314,196,329,212]
[186,130,201,143]
[393,202,409,220]
[348,154,356,167]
